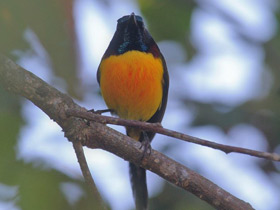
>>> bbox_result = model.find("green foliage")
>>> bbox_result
[149,182,214,210]
[138,0,196,59]
[0,0,80,97]
[0,0,106,209]
[0,90,103,209]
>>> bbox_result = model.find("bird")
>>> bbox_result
[97,13,169,210]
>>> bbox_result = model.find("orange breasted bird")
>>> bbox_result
[97,13,169,210]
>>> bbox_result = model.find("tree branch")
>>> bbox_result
[72,139,107,210]
[0,54,254,210]
[66,109,280,162]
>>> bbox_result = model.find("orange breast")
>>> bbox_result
[99,50,163,121]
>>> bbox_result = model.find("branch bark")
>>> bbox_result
[0,54,254,210]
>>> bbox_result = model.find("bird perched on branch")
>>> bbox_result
[97,13,169,210]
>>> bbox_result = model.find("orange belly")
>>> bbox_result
[99,50,163,121]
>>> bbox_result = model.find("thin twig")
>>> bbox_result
[66,109,280,162]
[72,140,107,210]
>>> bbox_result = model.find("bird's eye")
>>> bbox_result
[135,15,143,22]
[118,15,130,24]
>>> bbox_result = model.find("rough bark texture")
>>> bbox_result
[0,54,254,210]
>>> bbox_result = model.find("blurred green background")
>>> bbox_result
[0,0,280,210]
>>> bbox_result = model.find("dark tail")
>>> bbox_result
[129,162,148,210]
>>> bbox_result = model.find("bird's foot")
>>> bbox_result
[139,131,152,161]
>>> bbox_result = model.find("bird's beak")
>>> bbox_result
[128,12,137,26]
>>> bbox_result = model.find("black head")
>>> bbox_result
[103,13,161,57]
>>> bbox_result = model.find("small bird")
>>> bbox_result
[97,13,169,210]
